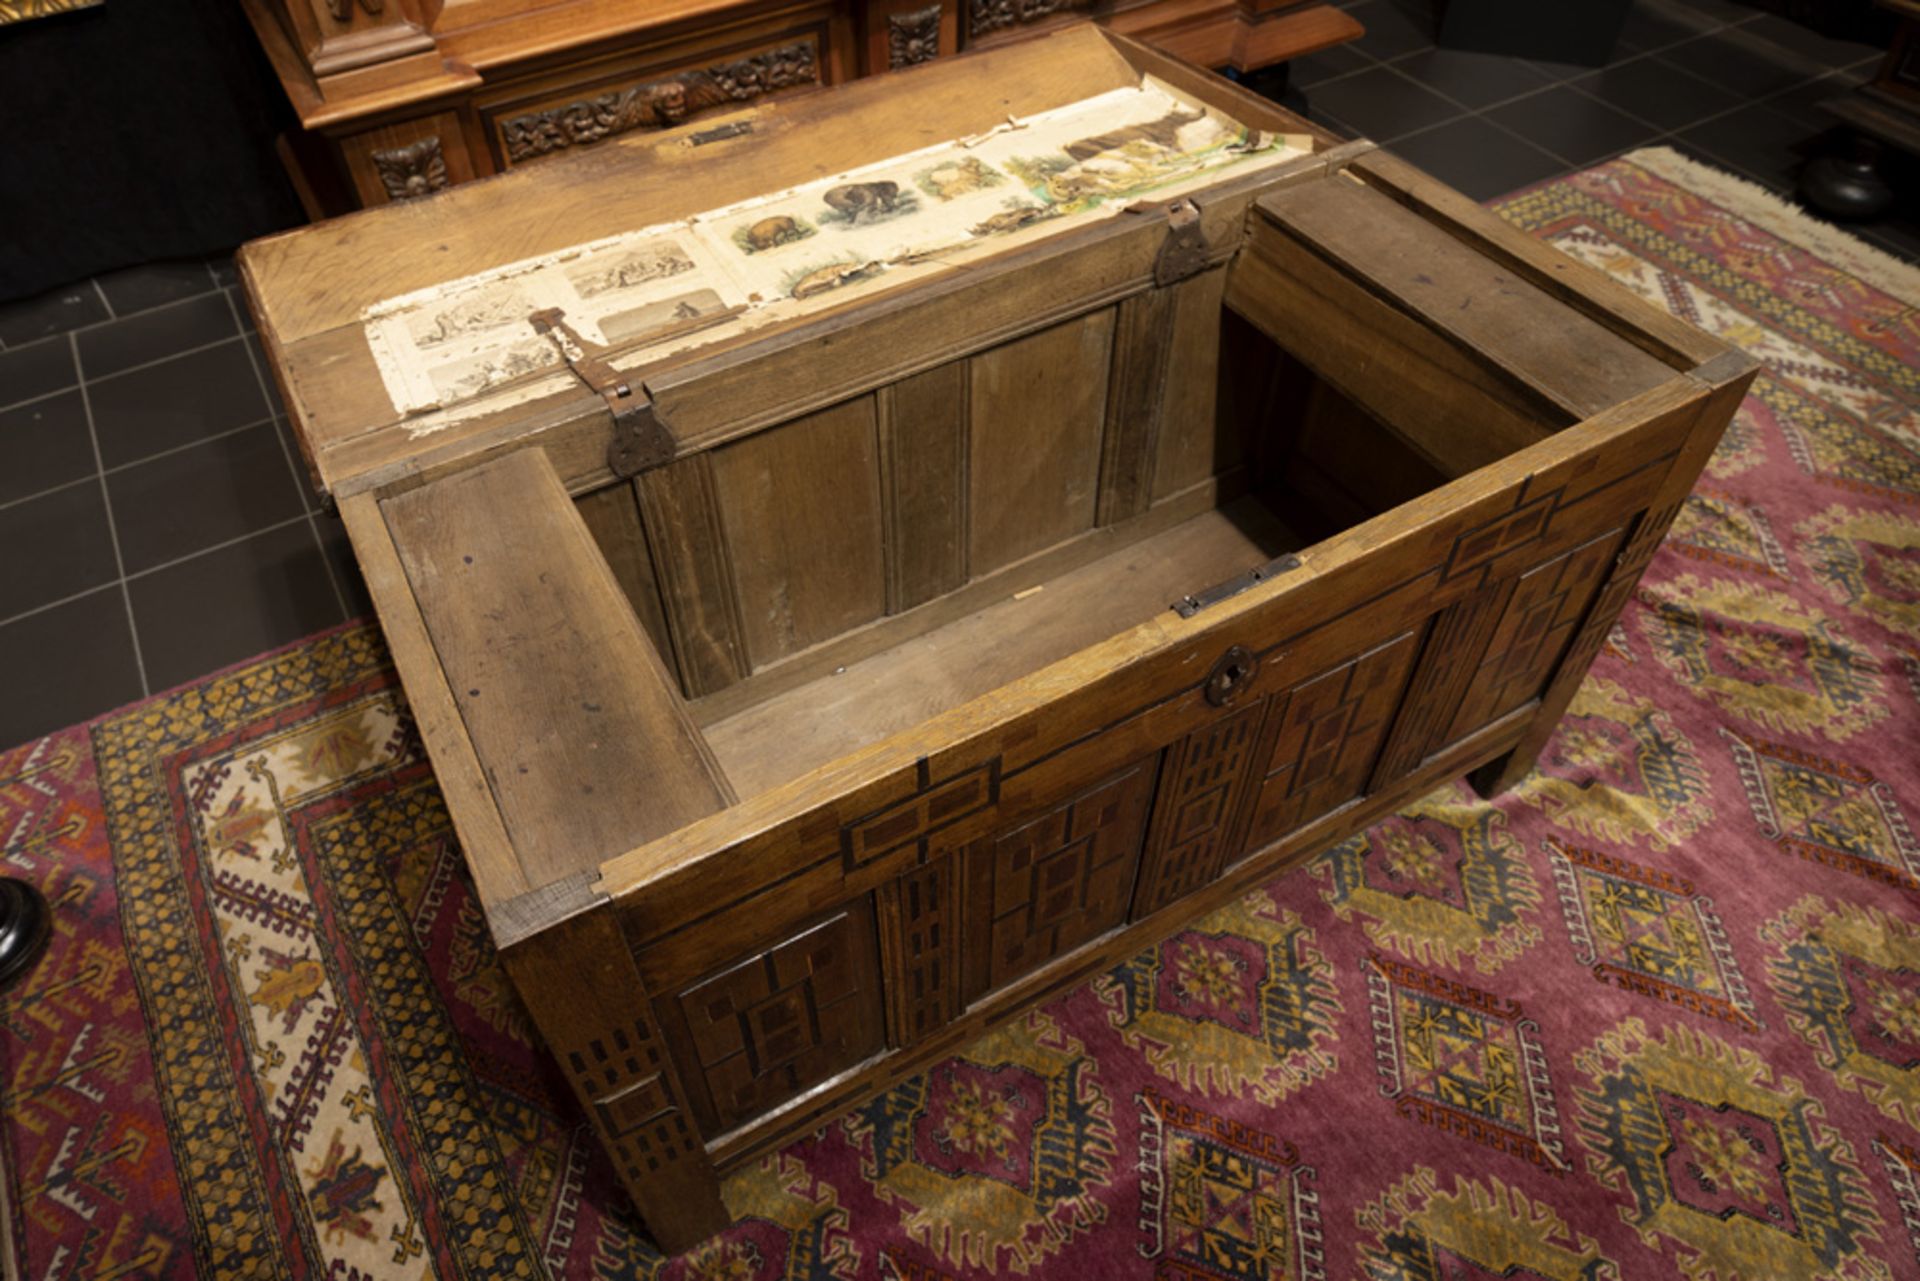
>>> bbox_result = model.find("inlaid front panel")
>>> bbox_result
[882,855,962,1048]
[1130,700,1269,918]
[965,757,1155,998]
[1446,529,1625,740]
[1242,633,1421,852]
[672,903,885,1134]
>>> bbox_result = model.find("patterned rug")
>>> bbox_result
[5,146,1919,1280]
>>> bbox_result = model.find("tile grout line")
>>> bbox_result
[225,288,351,620]
[0,581,123,633]
[0,514,321,632]
[0,413,288,516]
[1358,38,1851,180]
[0,473,95,516]
[75,331,250,390]
[67,331,150,698]
[122,514,317,587]
[0,383,80,419]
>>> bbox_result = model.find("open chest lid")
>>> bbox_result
[238,24,1336,501]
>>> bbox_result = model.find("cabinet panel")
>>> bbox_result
[964,757,1155,999]
[712,396,888,670]
[866,0,956,72]
[1445,528,1625,741]
[1130,699,1269,918]
[339,110,477,208]
[879,854,963,1049]
[667,901,886,1135]
[967,308,1115,576]
[482,28,828,168]
[1241,632,1420,852]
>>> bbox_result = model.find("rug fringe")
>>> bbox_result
[1623,145,1920,308]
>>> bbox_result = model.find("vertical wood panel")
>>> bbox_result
[637,455,748,698]
[503,912,728,1253]
[967,309,1114,576]
[1446,527,1625,741]
[1150,267,1233,501]
[1097,287,1177,525]
[1368,580,1515,789]
[880,364,969,612]
[712,397,888,669]
[575,482,675,665]
[1241,632,1421,852]
[1130,698,1269,919]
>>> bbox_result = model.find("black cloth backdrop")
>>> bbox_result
[0,0,306,301]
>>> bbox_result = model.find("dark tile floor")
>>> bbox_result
[0,264,368,743]
[0,0,1911,747]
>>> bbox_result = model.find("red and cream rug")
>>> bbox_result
[3,147,1918,1279]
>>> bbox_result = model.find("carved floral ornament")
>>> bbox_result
[500,42,819,164]
[968,0,1083,37]
[371,136,450,202]
[889,4,943,69]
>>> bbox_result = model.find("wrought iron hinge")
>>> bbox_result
[1172,553,1301,619]
[529,308,677,478]
[1154,198,1210,286]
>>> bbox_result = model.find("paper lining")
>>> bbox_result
[359,78,1310,434]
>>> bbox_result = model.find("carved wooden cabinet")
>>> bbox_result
[240,28,1753,1252]
[240,0,1365,216]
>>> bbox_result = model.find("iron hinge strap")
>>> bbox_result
[1172,553,1302,619]
[1153,197,1210,286]
[529,308,677,478]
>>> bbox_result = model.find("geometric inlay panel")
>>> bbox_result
[675,902,886,1133]
[1130,701,1268,919]
[1448,528,1624,739]
[966,757,1155,998]
[1242,631,1419,851]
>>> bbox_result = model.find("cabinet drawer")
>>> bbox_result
[480,23,832,169]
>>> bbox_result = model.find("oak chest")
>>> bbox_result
[240,25,1754,1252]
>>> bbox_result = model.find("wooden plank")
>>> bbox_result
[1349,149,1726,369]
[881,363,969,612]
[337,493,531,912]
[1259,177,1679,420]
[1475,353,1757,794]
[688,471,1236,726]
[383,448,735,893]
[1225,224,1558,477]
[1445,527,1626,741]
[636,454,750,697]
[574,480,675,664]
[1150,266,1235,501]
[241,25,1143,345]
[698,705,1534,1173]
[703,494,1303,798]
[710,397,887,669]
[968,308,1116,575]
[1097,286,1178,525]
[1278,362,1453,534]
